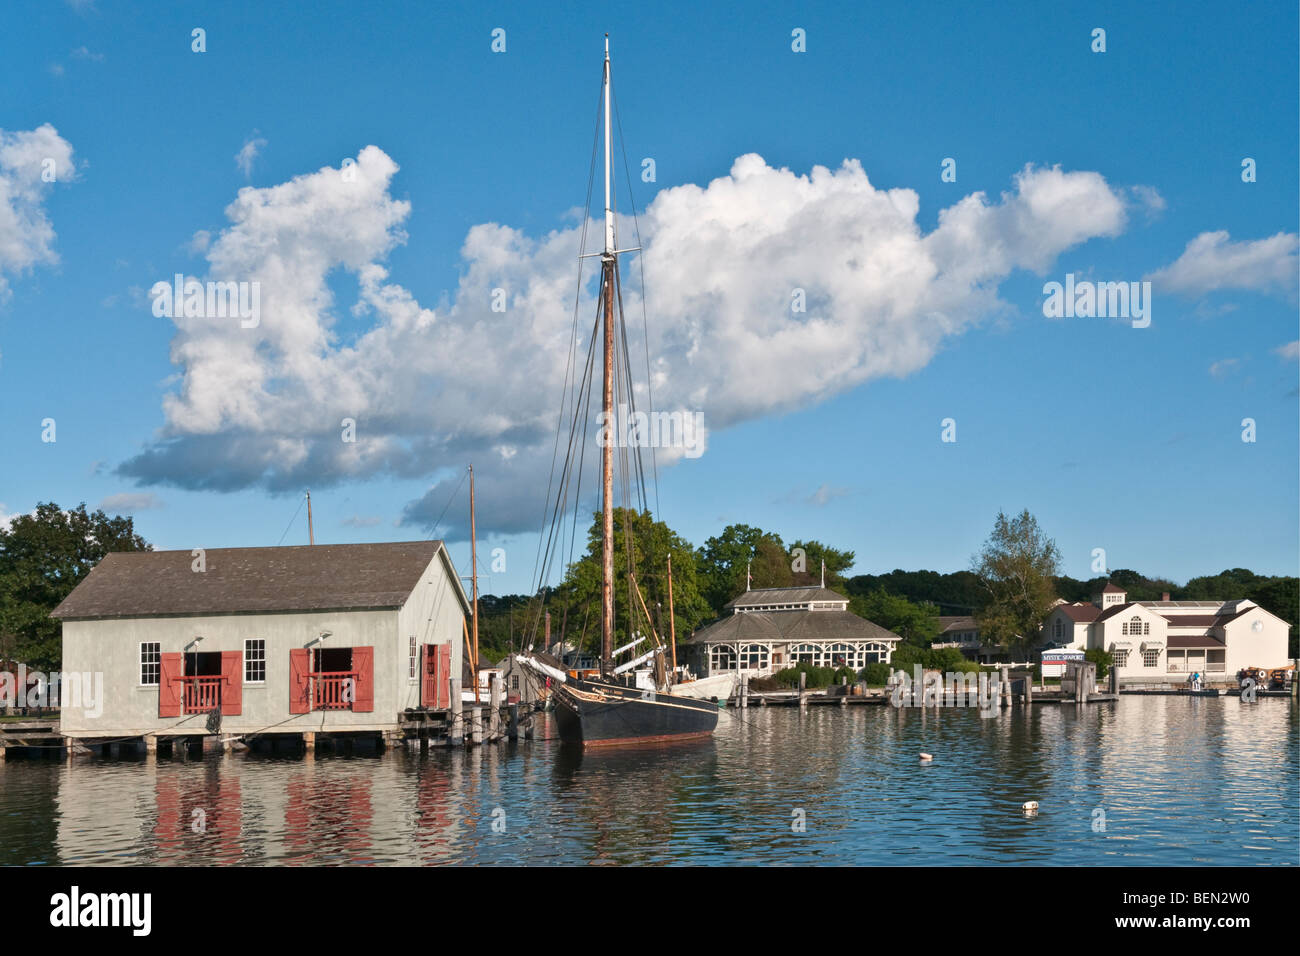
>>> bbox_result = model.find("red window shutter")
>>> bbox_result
[289,648,311,714]
[437,644,451,709]
[220,650,242,716]
[352,647,374,712]
[158,653,182,718]
[421,647,431,707]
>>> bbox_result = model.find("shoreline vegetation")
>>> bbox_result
[1,502,1296,675]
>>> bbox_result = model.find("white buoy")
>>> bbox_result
[919,752,933,762]
[1022,800,1039,811]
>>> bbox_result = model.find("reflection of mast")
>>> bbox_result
[470,464,480,702]
[599,34,616,678]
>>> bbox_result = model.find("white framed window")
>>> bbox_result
[1113,648,1130,668]
[1142,649,1160,668]
[739,644,769,671]
[864,642,891,663]
[409,634,418,680]
[244,639,265,682]
[140,642,161,686]
[710,645,737,672]
[790,643,818,665]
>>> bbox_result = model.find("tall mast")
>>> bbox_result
[600,35,616,676]
[305,490,314,545]
[469,463,480,702]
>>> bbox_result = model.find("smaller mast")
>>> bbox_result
[820,558,825,588]
[667,554,677,681]
[746,559,751,591]
[305,490,315,545]
[469,464,480,703]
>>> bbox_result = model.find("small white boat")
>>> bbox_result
[667,673,738,701]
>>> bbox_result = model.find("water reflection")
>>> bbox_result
[0,696,1291,866]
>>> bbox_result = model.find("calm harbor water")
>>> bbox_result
[2,696,1296,866]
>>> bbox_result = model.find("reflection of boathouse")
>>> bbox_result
[684,586,901,678]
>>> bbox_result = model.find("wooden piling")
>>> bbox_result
[450,678,464,746]
[469,705,484,746]
[489,674,503,741]
[798,670,808,710]
[1000,667,1010,708]
[740,675,748,709]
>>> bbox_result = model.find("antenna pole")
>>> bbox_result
[305,490,314,546]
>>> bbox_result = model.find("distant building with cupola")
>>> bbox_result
[1041,581,1289,684]
[684,584,902,678]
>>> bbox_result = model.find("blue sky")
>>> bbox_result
[1,0,1296,597]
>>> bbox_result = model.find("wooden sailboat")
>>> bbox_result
[517,37,718,747]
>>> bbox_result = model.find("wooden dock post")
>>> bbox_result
[740,675,748,709]
[798,670,808,710]
[469,705,484,746]
[1109,664,1118,695]
[1000,667,1010,708]
[489,674,503,742]
[450,678,464,746]
[508,703,519,740]
[1025,676,1033,706]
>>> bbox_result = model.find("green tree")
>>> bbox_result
[0,502,151,670]
[788,539,855,587]
[849,588,941,646]
[558,509,710,653]
[845,568,984,613]
[696,524,788,614]
[972,509,1061,656]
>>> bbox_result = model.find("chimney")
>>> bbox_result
[1161,592,1170,602]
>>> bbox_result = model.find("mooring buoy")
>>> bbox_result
[919,752,933,762]
[1022,800,1039,811]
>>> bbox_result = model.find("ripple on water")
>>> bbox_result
[0,697,1294,865]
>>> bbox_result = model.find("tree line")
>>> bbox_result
[2,501,1295,672]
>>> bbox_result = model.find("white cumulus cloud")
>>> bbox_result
[0,124,76,301]
[120,148,1134,538]
[1145,230,1299,298]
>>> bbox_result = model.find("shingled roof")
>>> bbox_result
[687,609,901,646]
[51,541,463,621]
[725,586,850,610]
[1057,603,1101,623]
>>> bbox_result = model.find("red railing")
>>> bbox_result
[310,671,358,710]
[182,676,223,714]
